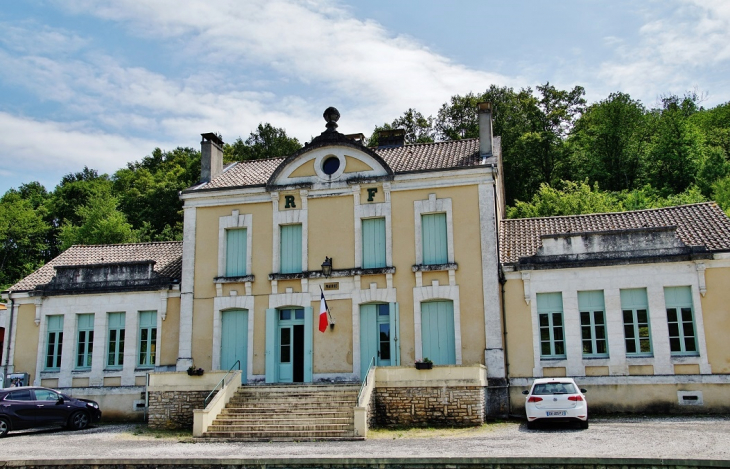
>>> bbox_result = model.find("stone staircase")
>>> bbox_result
[200,384,362,441]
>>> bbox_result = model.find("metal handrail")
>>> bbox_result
[204,360,240,408]
[357,356,375,407]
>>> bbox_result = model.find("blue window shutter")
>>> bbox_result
[422,213,447,265]
[265,308,277,383]
[221,309,248,383]
[421,301,455,365]
[389,302,400,366]
[304,306,313,383]
[362,218,386,268]
[280,224,302,273]
[225,229,247,277]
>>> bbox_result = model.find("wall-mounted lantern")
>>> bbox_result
[321,256,333,277]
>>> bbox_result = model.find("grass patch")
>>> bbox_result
[367,420,513,440]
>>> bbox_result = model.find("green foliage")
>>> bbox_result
[58,192,137,250]
[368,108,435,146]
[507,180,708,219]
[0,190,51,290]
[223,123,301,162]
[113,147,200,241]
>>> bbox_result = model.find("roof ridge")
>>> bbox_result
[501,202,719,223]
[370,138,479,150]
[68,241,183,249]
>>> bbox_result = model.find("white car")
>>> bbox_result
[522,377,588,429]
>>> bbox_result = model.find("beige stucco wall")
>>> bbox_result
[191,298,214,370]
[13,303,39,379]
[503,278,533,377]
[160,296,180,367]
[308,195,354,271]
[312,298,352,373]
[390,185,486,366]
[700,266,730,374]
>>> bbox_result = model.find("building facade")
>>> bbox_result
[3,105,730,423]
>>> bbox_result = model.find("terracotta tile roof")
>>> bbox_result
[193,138,485,190]
[8,241,182,292]
[499,202,730,264]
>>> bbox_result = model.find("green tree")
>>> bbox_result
[567,92,648,191]
[113,147,200,241]
[223,123,302,162]
[58,192,137,250]
[367,108,435,146]
[0,190,51,290]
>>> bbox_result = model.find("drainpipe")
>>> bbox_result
[3,296,15,386]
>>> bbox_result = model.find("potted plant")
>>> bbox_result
[187,365,204,376]
[415,357,433,370]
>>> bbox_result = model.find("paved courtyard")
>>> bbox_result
[1,416,729,462]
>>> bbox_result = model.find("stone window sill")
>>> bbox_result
[269,267,395,281]
[412,263,458,273]
[214,275,255,284]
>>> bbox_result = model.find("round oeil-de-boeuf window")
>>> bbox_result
[322,156,341,175]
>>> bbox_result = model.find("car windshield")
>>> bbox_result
[532,382,577,395]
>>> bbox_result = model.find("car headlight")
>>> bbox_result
[86,402,99,409]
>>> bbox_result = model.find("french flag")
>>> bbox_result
[319,287,329,332]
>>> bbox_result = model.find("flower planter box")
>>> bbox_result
[187,368,204,376]
[415,362,433,370]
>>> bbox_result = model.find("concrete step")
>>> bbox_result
[219,409,352,417]
[207,423,353,432]
[213,416,353,425]
[201,430,358,440]
[226,399,356,408]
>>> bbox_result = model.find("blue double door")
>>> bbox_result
[220,309,248,383]
[265,307,313,383]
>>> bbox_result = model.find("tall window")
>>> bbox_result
[225,228,247,277]
[578,290,608,358]
[537,292,565,359]
[421,213,447,265]
[107,312,125,368]
[362,217,386,268]
[664,286,698,355]
[621,288,652,356]
[138,311,157,368]
[45,315,64,371]
[280,224,302,274]
[76,314,94,369]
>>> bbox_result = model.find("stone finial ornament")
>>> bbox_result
[323,107,340,131]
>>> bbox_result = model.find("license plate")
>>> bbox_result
[546,411,567,416]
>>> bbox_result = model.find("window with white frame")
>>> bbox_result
[537,292,565,359]
[76,314,94,369]
[45,315,64,371]
[107,312,125,368]
[578,290,609,358]
[225,228,247,277]
[664,286,698,355]
[280,224,302,274]
[621,288,652,356]
[362,217,386,268]
[138,311,157,368]
[421,213,448,265]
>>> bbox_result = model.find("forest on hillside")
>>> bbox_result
[2,84,730,291]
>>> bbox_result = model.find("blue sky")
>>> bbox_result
[1,0,729,194]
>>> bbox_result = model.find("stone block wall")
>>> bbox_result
[374,386,485,427]
[147,390,208,429]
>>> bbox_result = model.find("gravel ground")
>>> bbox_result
[2,416,729,461]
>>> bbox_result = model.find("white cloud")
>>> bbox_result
[598,0,730,104]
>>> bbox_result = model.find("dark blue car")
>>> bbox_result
[0,386,101,437]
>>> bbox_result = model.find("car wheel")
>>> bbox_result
[526,420,536,430]
[579,419,589,429]
[68,411,90,430]
[0,417,9,437]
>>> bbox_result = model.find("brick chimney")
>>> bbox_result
[200,133,223,183]
[478,102,493,157]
